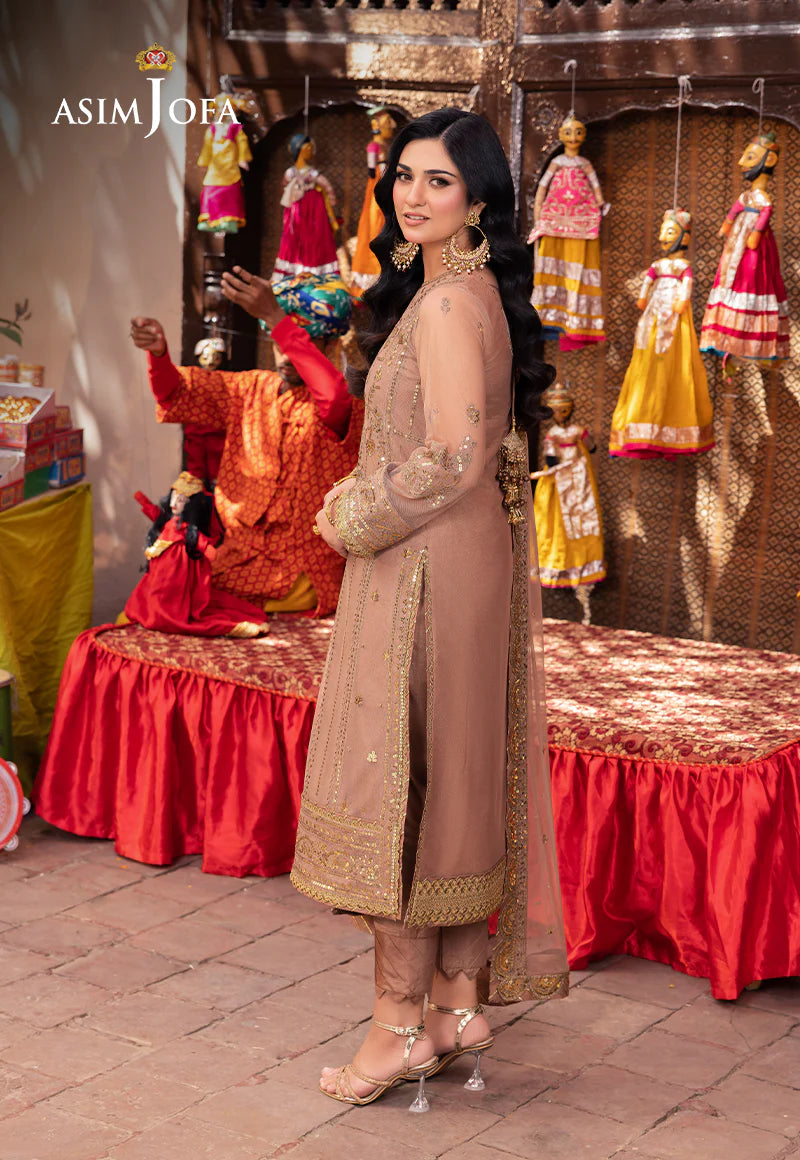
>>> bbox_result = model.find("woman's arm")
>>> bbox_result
[329,285,488,557]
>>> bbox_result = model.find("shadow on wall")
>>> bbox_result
[0,1,188,623]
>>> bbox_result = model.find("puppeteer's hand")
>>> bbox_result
[746,229,762,250]
[130,317,166,357]
[221,266,285,331]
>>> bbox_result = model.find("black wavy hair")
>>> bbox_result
[144,490,214,569]
[348,107,554,428]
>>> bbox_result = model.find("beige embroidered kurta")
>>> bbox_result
[291,265,521,926]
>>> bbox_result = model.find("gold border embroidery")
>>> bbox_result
[406,858,506,926]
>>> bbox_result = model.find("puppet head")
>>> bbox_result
[558,114,587,154]
[289,133,314,166]
[194,336,225,370]
[368,106,397,142]
[542,381,575,425]
[169,471,204,518]
[739,131,779,181]
[659,208,692,254]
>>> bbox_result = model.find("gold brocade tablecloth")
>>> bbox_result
[0,483,93,792]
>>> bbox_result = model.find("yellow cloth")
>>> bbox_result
[197,124,252,187]
[534,235,605,343]
[610,308,714,455]
[350,173,383,295]
[0,483,93,792]
[263,572,317,612]
[534,443,606,588]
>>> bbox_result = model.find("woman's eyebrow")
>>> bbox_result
[396,164,458,178]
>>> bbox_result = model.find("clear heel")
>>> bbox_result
[464,1051,486,1092]
[408,1072,430,1113]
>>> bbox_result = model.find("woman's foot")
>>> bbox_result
[424,1003,491,1055]
[319,1020,435,1099]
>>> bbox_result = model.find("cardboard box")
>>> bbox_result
[24,465,51,500]
[24,438,54,474]
[49,453,85,489]
[54,405,72,431]
[0,384,56,448]
[53,428,83,459]
[0,450,25,512]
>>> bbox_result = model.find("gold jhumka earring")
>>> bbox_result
[390,238,420,271]
[442,208,491,274]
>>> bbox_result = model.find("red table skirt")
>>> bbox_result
[34,619,800,998]
[550,743,800,1000]
[34,625,317,877]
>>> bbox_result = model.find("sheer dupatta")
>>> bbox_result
[480,439,570,1005]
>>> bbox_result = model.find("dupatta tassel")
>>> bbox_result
[497,421,529,525]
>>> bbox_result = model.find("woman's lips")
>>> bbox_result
[403,213,428,224]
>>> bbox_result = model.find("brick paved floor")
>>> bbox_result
[0,815,798,1160]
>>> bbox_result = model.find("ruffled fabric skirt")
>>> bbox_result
[611,310,714,459]
[700,226,789,362]
[532,236,605,351]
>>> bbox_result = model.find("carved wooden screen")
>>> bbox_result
[526,106,800,654]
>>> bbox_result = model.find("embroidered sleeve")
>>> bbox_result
[726,198,745,223]
[639,267,656,298]
[235,125,252,166]
[538,160,558,190]
[677,264,693,302]
[331,285,489,556]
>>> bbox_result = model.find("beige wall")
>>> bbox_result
[1,2,189,623]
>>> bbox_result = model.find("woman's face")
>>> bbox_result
[393,137,481,248]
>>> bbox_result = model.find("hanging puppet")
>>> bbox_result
[124,472,269,638]
[532,383,606,623]
[350,106,396,297]
[272,134,342,284]
[610,209,714,458]
[197,94,252,234]
[700,129,789,363]
[528,110,607,351]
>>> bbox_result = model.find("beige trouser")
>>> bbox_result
[366,602,489,1003]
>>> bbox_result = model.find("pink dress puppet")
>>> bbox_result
[125,474,269,638]
[700,132,789,362]
[272,134,342,283]
[197,112,253,234]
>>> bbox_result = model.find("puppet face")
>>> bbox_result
[659,217,685,252]
[559,118,586,150]
[170,490,189,517]
[739,140,777,179]
[371,112,396,141]
[196,341,224,370]
[550,400,574,424]
[297,139,315,167]
[393,137,483,250]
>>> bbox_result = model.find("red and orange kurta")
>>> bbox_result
[147,318,363,615]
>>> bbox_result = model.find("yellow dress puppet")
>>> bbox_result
[197,95,252,234]
[533,383,606,622]
[350,108,396,297]
[529,115,606,351]
[610,210,714,458]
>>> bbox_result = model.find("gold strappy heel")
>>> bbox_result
[320,1020,439,1112]
[425,1002,494,1091]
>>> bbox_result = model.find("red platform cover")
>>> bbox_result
[34,617,800,998]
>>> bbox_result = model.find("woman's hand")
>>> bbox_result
[315,477,357,559]
[221,267,285,331]
[130,317,166,357]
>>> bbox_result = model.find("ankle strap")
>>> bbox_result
[426,1002,483,1017]
[372,1019,428,1070]
[426,1002,483,1052]
[373,1019,427,1038]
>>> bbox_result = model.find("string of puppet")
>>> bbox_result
[753,76,765,142]
[564,59,577,118]
[672,75,692,212]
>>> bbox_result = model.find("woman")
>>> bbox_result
[290,108,569,1108]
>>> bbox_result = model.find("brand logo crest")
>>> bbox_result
[135,43,176,72]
